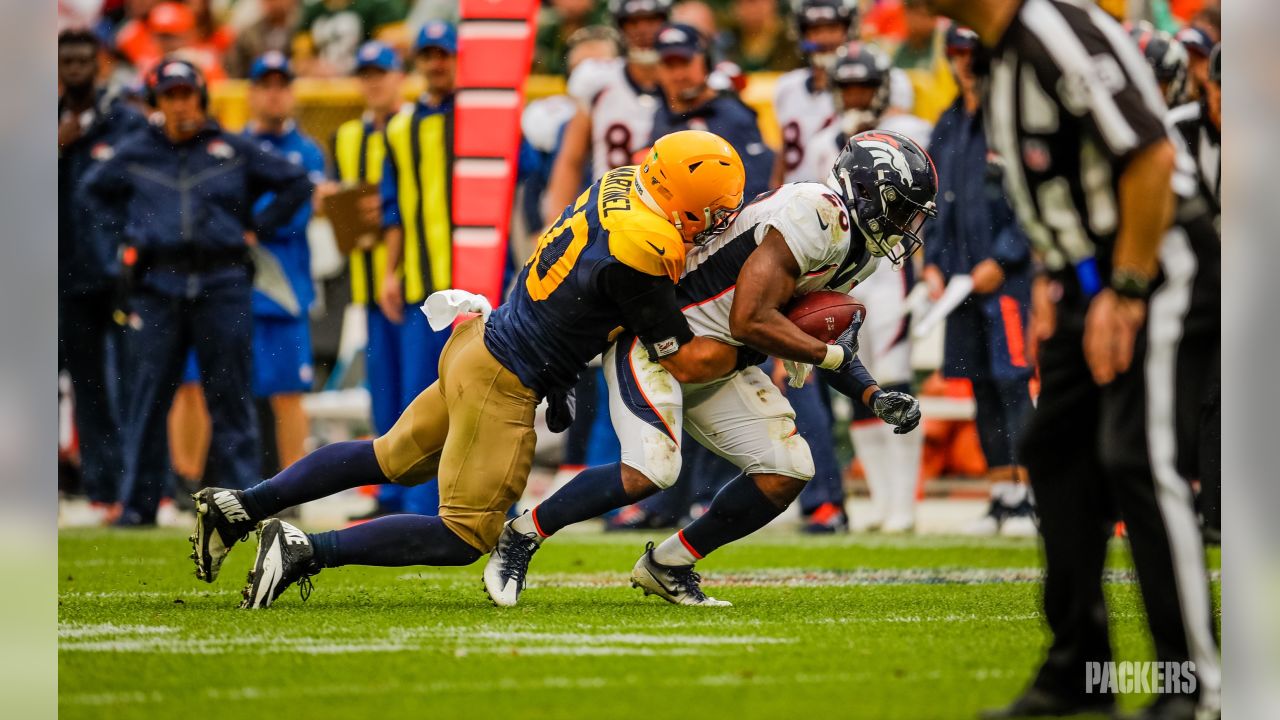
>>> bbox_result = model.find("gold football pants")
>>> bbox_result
[372,317,538,551]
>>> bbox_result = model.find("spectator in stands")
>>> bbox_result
[226,0,301,78]
[57,27,147,524]
[893,0,940,71]
[369,21,462,517]
[671,0,718,43]
[532,0,606,76]
[922,27,1035,537]
[293,0,408,77]
[116,2,228,82]
[718,0,803,72]
[1192,5,1220,43]
[244,52,327,472]
[80,58,312,525]
[189,0,235,56]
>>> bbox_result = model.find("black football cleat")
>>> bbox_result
[189,488,256,583]
[239,519,321,609]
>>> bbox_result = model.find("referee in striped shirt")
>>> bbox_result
[923,2,1221,719]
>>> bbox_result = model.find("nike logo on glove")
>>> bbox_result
[646,241,666,256]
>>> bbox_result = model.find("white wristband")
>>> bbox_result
[818,344,847,371]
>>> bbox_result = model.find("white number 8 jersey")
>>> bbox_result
[567,58,662,181]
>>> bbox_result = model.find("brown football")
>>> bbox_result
[784,291,867,344]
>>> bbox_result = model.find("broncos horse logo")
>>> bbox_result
[858,132,915,185]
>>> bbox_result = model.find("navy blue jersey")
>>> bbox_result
[485,166,688,397]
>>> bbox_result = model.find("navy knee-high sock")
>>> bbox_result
[240,440,386,521]
[531,462,631,537]
[308,515,481,568]
[679,474,787,559]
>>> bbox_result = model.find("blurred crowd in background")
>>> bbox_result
[57,0,1222,534]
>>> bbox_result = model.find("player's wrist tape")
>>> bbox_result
[818,344,847,371]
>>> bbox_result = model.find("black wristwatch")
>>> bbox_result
[1110,269,1151,299]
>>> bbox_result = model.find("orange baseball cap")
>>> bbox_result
[149,2,195,35]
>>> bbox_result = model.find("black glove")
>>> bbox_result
[826,316,862,373]
[872,391,921,435]
[545,388,576,433]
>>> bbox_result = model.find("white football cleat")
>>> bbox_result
[239,519,320,609]
[483,514,542,607]
[879,513,916,534]
[630,542,731,607]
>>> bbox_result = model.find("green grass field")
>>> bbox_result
[58,527,1220,719]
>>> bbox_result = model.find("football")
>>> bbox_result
[785,291,866,343]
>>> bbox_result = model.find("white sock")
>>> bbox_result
[851,422,895,523]
[991,481,1024,507]
[885,425,924,522]
[510,509,539,538]
[652,532,698,567]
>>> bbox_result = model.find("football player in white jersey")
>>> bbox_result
[485,131,939,607]
[808,43,929,533]
[542,0,670,220]
[769,0,856,187]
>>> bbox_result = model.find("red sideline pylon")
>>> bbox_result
[451,0,540,306]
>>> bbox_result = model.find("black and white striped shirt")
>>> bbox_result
[981,0,1194,291]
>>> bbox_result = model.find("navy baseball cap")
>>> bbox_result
[151,58,204,94]
[355,41,401,73]
[415,20,457,55]
[249,51,293,82]
[945,25,979,54]
[1175,26,1213,57]
[654,23,705,59]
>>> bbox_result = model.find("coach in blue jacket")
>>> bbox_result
[82,58,312,526]
[647,23,774,201]
[923,28,1035,534]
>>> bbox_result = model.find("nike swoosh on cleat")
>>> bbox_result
[646,241,666,256]
[254,534,284,607]
[641,562,682,597]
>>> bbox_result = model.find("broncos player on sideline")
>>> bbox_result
[185,130,747,608]
[485,130,937,607]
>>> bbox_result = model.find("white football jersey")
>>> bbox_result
[567,57,662,181]
[773,68,836,184]
[677,182,876,345]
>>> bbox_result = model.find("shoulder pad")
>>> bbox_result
[608,215,686,283]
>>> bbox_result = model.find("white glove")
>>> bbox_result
[784,359,813,388]
[421,290,493,331]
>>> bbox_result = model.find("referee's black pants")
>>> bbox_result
[1021,219,1220,706]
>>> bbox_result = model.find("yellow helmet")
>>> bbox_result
[634,130,746,244]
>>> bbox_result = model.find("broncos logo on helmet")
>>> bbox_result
[826,130,938,266]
